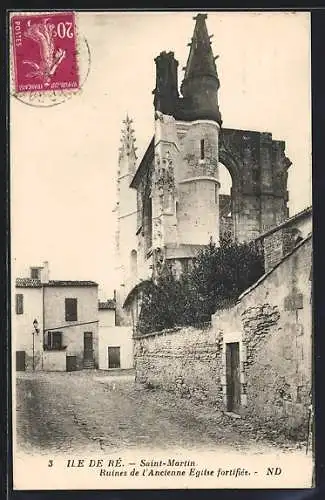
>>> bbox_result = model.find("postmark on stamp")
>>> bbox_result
[11,12,79,94]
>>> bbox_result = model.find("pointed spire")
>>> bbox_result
[179,13,222,124]
[118,114,138,161]
[183,13,219,82]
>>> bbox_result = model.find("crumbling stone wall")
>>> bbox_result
[241,304,281,366]
[135,236,312,438]
[135,325,224,407]
[262,208,312,272]
[214,236,312,437]
[219,128,291,242]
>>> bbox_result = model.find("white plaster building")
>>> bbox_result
[98,300,133,370]
[14,262,99,371]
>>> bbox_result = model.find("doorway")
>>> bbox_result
[16,351,26,371]
[83,332,93,362]
[108,346,121,369]
[226,342,241,412]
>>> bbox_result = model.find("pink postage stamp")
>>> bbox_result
[11,12,79,93]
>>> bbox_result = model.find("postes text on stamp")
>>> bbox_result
[11,12,79,93]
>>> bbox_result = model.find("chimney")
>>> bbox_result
[40,261,49,284]
[153,51,179,115]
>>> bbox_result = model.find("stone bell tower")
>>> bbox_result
[175,13,222,247]
[114,12,293,329]
[146,13,223,277]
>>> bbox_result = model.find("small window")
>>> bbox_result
[130,249,138,277]
[65,298,78,321]
[16,294,24,315]
[175,201,179,217]
[200,139,205,160]
[215,184,218,204]
[252,169,260,183]
[48,331,62,350]
[30,268,40,279]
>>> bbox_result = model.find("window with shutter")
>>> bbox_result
[30,268,40,279]
[16,294,24,315]
[47,331,63,350]
[52,332,62,349]
[65,298,78,321]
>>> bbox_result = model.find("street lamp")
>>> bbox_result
[32,319,40,371]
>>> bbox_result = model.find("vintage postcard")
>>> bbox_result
[10,10,313,490]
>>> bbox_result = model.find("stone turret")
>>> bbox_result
[118,114,137,177]
[178,13,222,124]
[115,115,138,325]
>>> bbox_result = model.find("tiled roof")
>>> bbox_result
[16,278,41,288]
[16,278,98,288]
[98,300,116,310]
[48,280,98,287]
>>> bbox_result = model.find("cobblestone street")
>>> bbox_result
[16,370,306,456]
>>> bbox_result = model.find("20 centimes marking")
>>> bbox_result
[10,11,91,107]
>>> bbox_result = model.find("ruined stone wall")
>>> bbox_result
[135,236,312,437]
[135,325,225,407]
[263,210,312,272]
[213,236,312,437]
[219,128,290,242]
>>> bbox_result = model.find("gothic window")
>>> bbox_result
[130,250,138,278]
[143,197,152,252]
[218,163,234,238]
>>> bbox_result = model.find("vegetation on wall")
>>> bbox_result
[137,236,264,335]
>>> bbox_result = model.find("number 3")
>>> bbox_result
[48,459,53,467]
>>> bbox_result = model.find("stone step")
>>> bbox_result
[83,360,95,369]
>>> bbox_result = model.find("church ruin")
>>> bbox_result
[114,13,292,328]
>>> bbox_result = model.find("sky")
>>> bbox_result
[10,11,311,299]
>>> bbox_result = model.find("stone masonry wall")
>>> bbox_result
[219,128,290,243]
[135,325,225,407]
[263,210,312,272]
[213,236,312,437]
[135,236,312,438]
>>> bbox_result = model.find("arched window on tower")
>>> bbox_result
[143,196,152,252]
[130,249,138,280]
[218,163,234,240]
[200,139,205,160]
